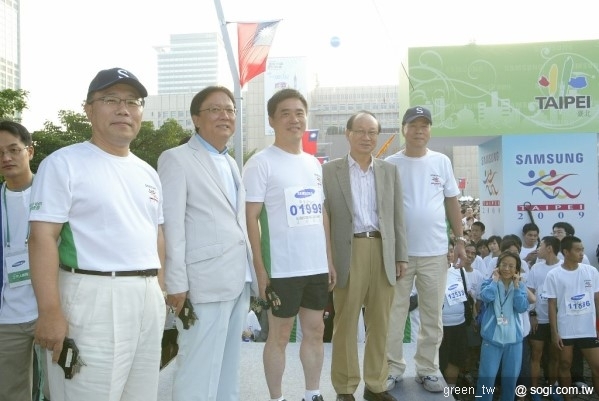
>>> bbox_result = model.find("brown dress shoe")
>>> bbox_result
[336,395,355,401]
[363,387,397,401]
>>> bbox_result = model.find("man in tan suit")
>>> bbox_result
[323,111,408,401]
[158,86,257,401]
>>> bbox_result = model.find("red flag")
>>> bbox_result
[237,21,280,87]
[458,177,467,190]
[302,129,318,155]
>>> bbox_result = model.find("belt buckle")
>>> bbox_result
[366,231,374,238]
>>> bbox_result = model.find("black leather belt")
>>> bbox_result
[353,231,381,239]
[59,264,158,277]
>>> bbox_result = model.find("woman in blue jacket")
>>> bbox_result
[476,251,531,401]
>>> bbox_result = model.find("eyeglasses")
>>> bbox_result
[552,230,566,236]
[0,147,29,157]
[198,106,237,117]
[90,96,145,108]
[350,130,379,139]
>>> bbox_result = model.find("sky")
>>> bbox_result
[19,0,597,131]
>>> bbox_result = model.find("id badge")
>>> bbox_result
[496,315,508,326]
[5,248,31,288]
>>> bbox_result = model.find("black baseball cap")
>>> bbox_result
[402,106,432,125]
[87,67,148,98]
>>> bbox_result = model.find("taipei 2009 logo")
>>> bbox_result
[535,55,591,110]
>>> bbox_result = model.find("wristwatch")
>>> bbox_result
[455,236,467,243]
[529,310,537,317]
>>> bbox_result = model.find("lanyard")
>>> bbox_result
[497,283,513,315]
[2,182,31,249]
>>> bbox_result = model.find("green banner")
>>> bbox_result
[408,40,599,136]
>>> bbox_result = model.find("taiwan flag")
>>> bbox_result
[302,129,318,155]
[237,21,280,87]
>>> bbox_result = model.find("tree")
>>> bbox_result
[30,113,191,172]
[30,110,91,172]
[130,119,192,169]
[0,89,28,121]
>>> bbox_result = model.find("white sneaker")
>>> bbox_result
[385,374,402,391]
[415,375,445,392]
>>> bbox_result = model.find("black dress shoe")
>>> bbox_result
[363,387,397,401]
[336,394,355,401]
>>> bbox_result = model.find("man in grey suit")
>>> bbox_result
[158,86,258,401]
[323,111,408,401]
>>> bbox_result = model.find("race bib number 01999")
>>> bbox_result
[285,186,323,227]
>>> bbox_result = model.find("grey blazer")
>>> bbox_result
[323,156,408,288]
[158,137,258,303]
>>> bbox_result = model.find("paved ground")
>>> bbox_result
[159,342,446,401]
[159,342,599,401]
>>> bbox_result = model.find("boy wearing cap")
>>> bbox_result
[385,106,466,393]
[29,68,166,401]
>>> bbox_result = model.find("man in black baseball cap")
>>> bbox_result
[384,104,466,394]
[401,106,432,125]
[86,67,148,100]
[29,66,165,401]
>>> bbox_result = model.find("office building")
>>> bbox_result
[0,0,20,90]
[155,32,228,95]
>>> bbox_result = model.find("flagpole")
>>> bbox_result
[213,0,243,171]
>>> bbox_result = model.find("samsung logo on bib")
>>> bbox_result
[12,260,26,268]
[570,294,585,301]
[295,189,315,198]
[448,284,458,291]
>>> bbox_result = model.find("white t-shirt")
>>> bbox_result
[544,264,599,339]
[464,268,485,300]
[242,146,328,278]
[482,254,497,278]
[472,255,486,276]
[385,149,460,257]
[520,245,537,262]
[526,260,561,324]
[0,186,38,324]
[29,142,164,271]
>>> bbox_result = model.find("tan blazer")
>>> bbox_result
[323,156,408,288]
[158,137,258,303]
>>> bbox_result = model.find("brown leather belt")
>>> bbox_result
[353,231,381,239]
[59,264,158,277]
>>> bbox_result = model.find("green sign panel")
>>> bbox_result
[408,40,599,137]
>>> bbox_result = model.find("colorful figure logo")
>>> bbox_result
[538,56,588,96]
[483,169,499,196]
[519,169,580,199]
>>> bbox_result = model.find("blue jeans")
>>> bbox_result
[476,339,522,401]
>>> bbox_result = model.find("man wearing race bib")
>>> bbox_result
[527,236,562,401]
[546,236,599,401]
[243,88,336,401]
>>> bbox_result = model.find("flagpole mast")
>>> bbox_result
[213,0,243,171]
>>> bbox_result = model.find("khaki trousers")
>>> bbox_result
[331,238,394,394]
[0,320,36,401]
[387,255,447,377]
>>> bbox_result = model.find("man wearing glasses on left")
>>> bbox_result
[0,120,37,401]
